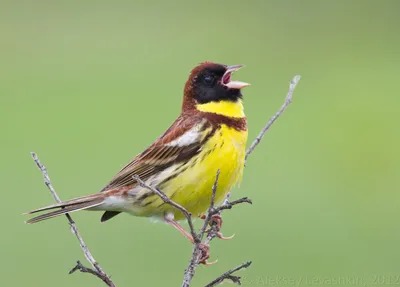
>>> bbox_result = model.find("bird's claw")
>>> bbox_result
[202,259,218,265]
[198,243,217,265]
[210,214,223,230]
[217,232,235,240]
[198,243,210,264]
[200,214,234,240]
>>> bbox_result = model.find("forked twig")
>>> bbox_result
[133,175,198,243]
[134,170,252,287]
[205,261,252,287]
[30,152,116,287]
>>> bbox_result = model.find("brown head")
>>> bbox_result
[182,62,250,112]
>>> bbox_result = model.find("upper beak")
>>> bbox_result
[223,64,250,89]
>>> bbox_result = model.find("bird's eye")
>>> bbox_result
[203,74,214,85]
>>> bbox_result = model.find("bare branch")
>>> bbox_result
[30,152,116,287]
[133,175,198,242]
[205,261,252,287]
[69,261,115,286]
[182,170,221,287]
[202,75,301,287]
[132,174,208,287]
[182,170,252,287]
[182,245,202,287]
[134,170,250,287]
[198,169,221,238]
[245,75,301,161]
[210,169,220,210]
[214,197,252,213]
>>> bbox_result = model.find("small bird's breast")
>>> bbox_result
[134,123,248,219]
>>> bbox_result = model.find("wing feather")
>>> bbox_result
[101,116,213,192]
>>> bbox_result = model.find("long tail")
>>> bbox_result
[24,194,105,224]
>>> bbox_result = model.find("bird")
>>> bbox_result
[25,62,250,263]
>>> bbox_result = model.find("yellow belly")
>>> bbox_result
[137,124,247,220]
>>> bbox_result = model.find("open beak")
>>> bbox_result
[222,64,250,89]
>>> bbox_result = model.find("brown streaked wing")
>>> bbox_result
[100,115,213,192]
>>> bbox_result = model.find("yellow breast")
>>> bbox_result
[161,124,247,218]
[132,99,248,220]
[159,102,247,218]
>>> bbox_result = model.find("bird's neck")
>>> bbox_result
[195,100,245,118]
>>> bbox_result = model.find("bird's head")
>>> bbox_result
[182,62,250,113]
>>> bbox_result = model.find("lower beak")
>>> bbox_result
[223,64,250,89]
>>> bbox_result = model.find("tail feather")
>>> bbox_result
[101,211,121,222]
[25,197,104,224]
[24,194,104,215]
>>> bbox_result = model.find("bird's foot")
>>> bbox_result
[165,217,217,265]
[198,243,217,265]
[200,214,235,240]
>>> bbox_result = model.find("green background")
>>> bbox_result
[1,1,400,286]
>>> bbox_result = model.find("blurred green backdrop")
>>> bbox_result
[1,1,400,286]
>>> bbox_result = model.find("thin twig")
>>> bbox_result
[209,169,220,210]
[215,74,301,222]
[205,261,252,287]
[133,175,198,242]
[202,75,301,286]
[199,169,221,238]
[182,170,251,287]
[214,197,252,213]
[30,152,116,287]
[134,170,251,287]
[182,244,202,287]
[245,75,301,161]
[69,261,114,286]
[181,170,221,287]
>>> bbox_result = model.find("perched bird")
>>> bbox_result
[26,62,250,262]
